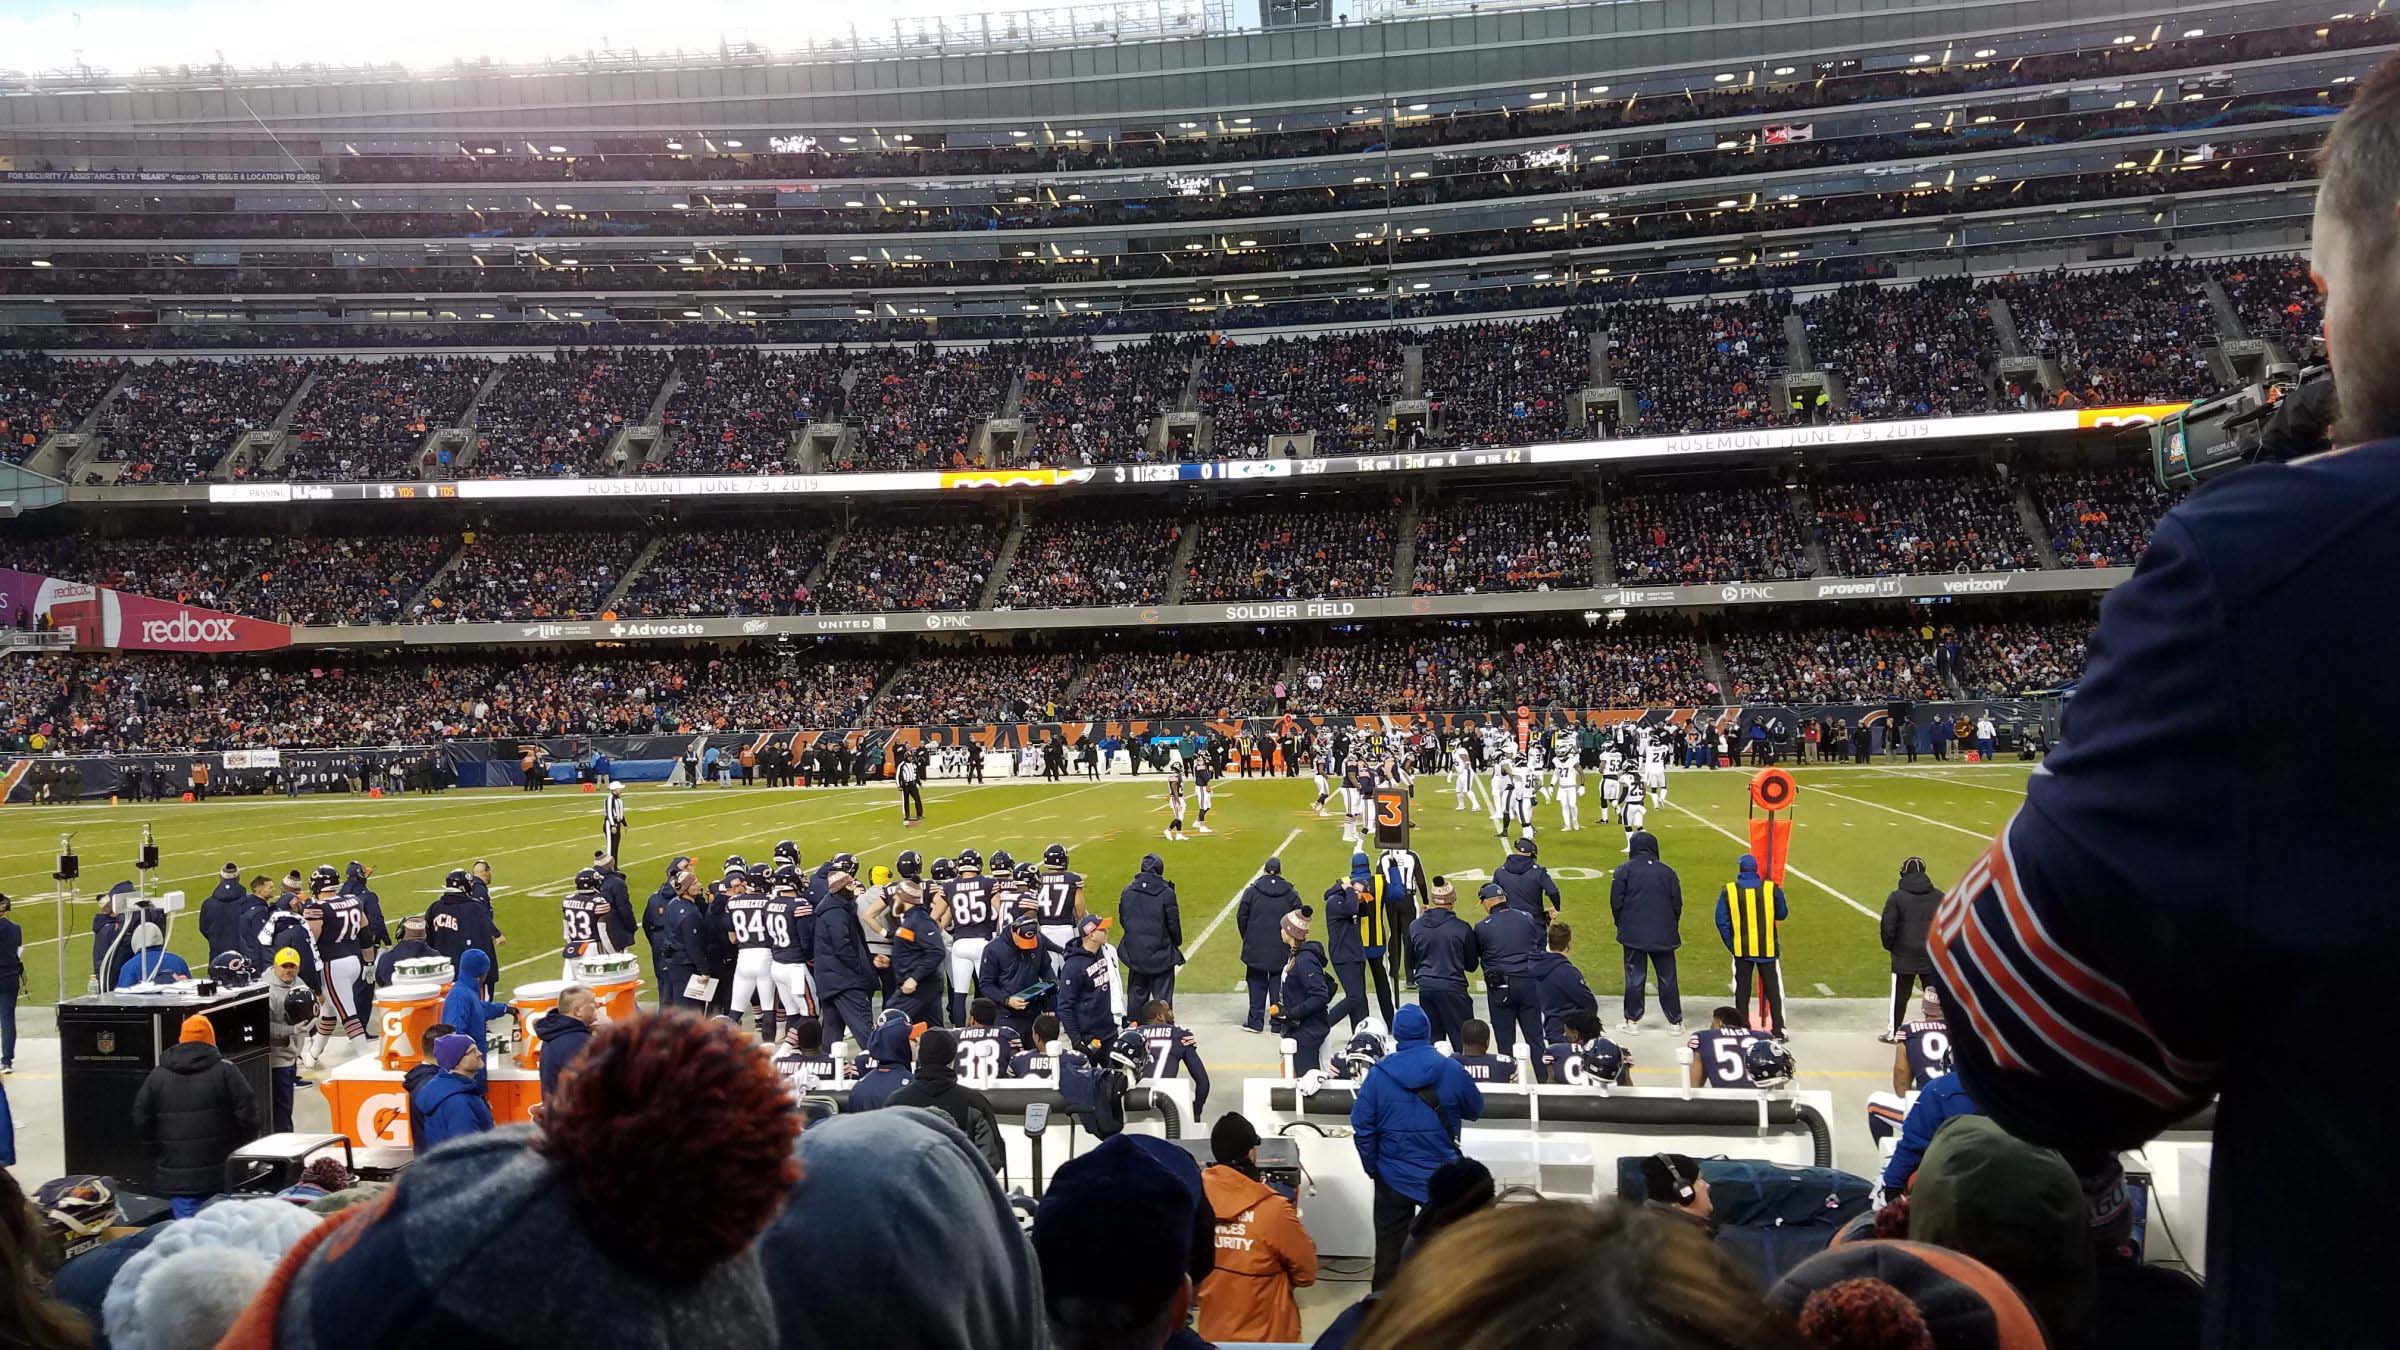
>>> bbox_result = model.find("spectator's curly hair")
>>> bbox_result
[539,1010,800,1282]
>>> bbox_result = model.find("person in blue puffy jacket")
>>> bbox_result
[1349,1003,1483,1290]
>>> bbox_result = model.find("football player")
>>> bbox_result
[302,865,370,1054]
[1599,743,1624,823]
[1680,1005,1761,1089]
[1008,1011,1083,1082]
[1554,747,1581,832]
[559,865,618,983]
[1449,736,1480,812]
[1133,999,1212,1116]
[1619,768,1648,850]
[1643,736,1670,807]
[1164,766,1189,842]
[1453,1018,1519,1083]
[766,867,816,1040]
[957,997,1027,1087]
[1191,759,1217,835]
[1033,843,1087,961]
[1486,754,1512,838]
[1542,1010,1632,1087]
[942,848,997,1025]
[718,866,779,1038]
[1312,745,1337,817]
[1892,987,1949,1095]
[773,1016,846,1095]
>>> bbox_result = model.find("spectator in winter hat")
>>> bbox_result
[221,1011,797,1349]
[1034,1132,1215,1350]
[1768,1240,2049,1350]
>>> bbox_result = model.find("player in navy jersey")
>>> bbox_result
[956,997,1027,1087]
[1330,1018,1390,1081]
[303,866,371,1051]
[718,871,780,1038]
[1453,1018,1519,1084]
[1033,844,1086,959]
[942,849,999,1025]
[1681,1005,1761,1089]
[1542,1010,1631,1086]
[1164,767,1189,842]
[1133,1000,1211,1115]
[1893,988,1949,1093]
[764,867,816,1036]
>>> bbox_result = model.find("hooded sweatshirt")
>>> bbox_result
[1115,870,1184,975]
[1880,867,1941,976]
[1492,852,1560,925]
[1348,1005,1483,1202]
[1196,1164,1318,1344]
[758,1110,1044,1350]
[413,1071,494,1152]
[885,1033,1005,1173]
[534,1009,594,1099]
[848,1018,916,1112]
[440,949,512,1052]
[1609,830,1684,952]
[1714,854,1786,958]
[1234,872,1301,972]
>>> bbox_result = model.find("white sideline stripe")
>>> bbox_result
[1185,827,1306,960]
[1808,787,1996,840]
[1659,800,1879,922]
[1850,766,2031,797]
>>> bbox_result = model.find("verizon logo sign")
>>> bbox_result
[140,614,239,644]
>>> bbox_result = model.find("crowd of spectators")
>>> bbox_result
[1293,624,1714,712]
[280,356,492,480]
[1417,315,1590,447]
[2217,252,2324,351]
[468,349,674,477]
[868,648,1082,726]
[1813,469,2038,576]
[1197,330,1405,458]
[1410,491,1594,594]
[237,535,461,626]
[1015,337,1199,466]
[1607,296,1790,434]
[994,510,1179,610]
[415,529,646,622]
[1078,642,1284,719]
[1721,623,1953,702]
[1954,620,2090,695]
[808,517,1004,612]
[616,526,838,616]
[842,343,1014,471]
[0,533,276,610]
[1798,277,2001,420]
[2029,467,2172,569]
[0,353,119,462]
[93,357,309,483]
[1991,261,2222,405]
[655,348,845,474]
[1182,498,1399,601]
[1608,484,1812,584]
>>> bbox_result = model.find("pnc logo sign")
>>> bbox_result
[140,613,239,644]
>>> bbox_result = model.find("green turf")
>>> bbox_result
[0,763,2030,1009]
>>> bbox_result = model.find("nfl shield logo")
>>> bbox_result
[96,1032,115,1054]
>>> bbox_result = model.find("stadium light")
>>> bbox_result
[29,259,52,268]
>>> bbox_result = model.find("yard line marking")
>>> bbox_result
[1849,766,2031,798]
[1814,982,1836,996]
[1809,787,1997,840]
[1659,800,1879,921]
[1186,827,1306,960]
[502,945,566,974]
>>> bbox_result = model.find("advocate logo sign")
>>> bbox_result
[606,621,707,639]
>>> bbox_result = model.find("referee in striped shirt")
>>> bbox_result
[1714,853,1787,1039]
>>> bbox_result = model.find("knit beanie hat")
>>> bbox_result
[431,1033,473,1072]
[240,1012,799,1350]
[1280,909,1310,942]
[1908,1115,2092,1345]
[1767,1240,2048,1350]
[1210,1112,1261,1166]
[179,1015,215,1046]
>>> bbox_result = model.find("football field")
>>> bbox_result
[0,761,2030,1009]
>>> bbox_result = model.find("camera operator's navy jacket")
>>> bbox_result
[811,886,877,997]
[1493,854,1560,924]
[1927,441,2400,1350]
[1057,944,1113,1048]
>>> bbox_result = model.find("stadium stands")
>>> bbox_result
[1607,296,1790,434]
[1196,331,1406,458]
[1990,261,2222,406]
[417,530,646,622]
[655,348,844,474]
[1410,491,1594,594]
[843,343,1015,471]
[1607,485,1812,584]
[1954,620,2089,696]
[280,355,493,481]
[1016,338,1200,466]
[1182,498,1400,601]
[93,358,309,483]
[617,526,839,617]
[469,350,674,478]
[2029,467,2175,569]
[0,353,118,462]
[1720,623,1952,703]
[807,516,1005,613]
[1798,278,2000,420]
[869,648,1083,727]
[1418,316,1591,447]
[2219,253,2325,351]
[1812,469,2039,577]
[1079,641,1285,719]
[995,510,1180,610]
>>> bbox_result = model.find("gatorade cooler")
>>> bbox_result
[374,982,445,1071]
[391,955,453,986]
[510,980,566,1070]
[575,952,642,1022]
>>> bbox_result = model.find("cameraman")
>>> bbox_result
[264,948,313,1132]
[1929,58,2400,1349]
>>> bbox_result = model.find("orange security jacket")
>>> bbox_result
[1195,1164,1318,1344]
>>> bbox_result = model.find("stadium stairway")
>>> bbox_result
[1389,493,1421,594]
[1786,482,1830,577]
[2202,275,2248,339]
[1161,517,1200,604]
[1987,294,2028,358]
[1782,310,1814,374]
[801,526,842,594]
[22,364,133,480]
[2013,480,2063,570]
[979,507,1031,609]
[1590,481,1617,585]
[1700,637,1732,697]
[401,536,473,615]
[214,366,322,480]
[599,533,673,613]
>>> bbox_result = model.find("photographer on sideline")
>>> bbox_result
[1929,56,2400,1349]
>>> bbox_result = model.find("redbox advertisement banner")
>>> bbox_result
[0,569,291,653]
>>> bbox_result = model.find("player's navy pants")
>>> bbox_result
[1416,979,1472,1054]
[1622,946,1682,1024]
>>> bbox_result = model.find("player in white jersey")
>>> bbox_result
[1598,754,1624,823]
[1311,748,1335,816]
[1554,752,1582,831]
[1621,773,1649,850]
[1643,741,1669,805]
[1487,757,1513,836]
[1449,739,1480,811]
[1339,762,1364,839]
